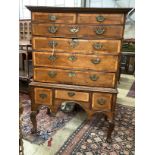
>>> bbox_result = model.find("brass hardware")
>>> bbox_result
[95,26,105,35]
[89,74,99,81]
[49,15,57,21]
[68,92,75,97]
[68,55,77,62]
[39,93,47,99]
[68,72,76,77]
[48,25,58,34]
[91,58,101,64]
[97,98,106,105]
[68,39,79,48]
[48,40,58,48]
[69,26,79,34]
[48,71,57,78]
[48,55,57,61]
[93,42,103,50]
[96,15,105,22]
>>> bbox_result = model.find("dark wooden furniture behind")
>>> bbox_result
[121,39,135,74]
[121,52,135,74]
[19,41,33,94]
[19,19,31,41]
[27,6,131,143]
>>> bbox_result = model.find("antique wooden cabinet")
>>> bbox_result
[27,6,131,143]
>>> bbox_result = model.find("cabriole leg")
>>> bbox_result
[106,121,115,143]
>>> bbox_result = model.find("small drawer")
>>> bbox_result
[34,87,52,105]
[32,12,76,23]
[92,93,112,111]
[77,13,124,25]
[55,89,89,102]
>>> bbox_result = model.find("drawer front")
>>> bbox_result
[34,68,116,88]
[55,89,89,102]
[92,93,112,111]
[33,37,121,54]
[34,87,52,105]
[32,12,76,23]
[33,52,118,72]
[32,23,123,38]
[77,13,124,24]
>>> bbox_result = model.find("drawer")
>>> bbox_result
[55,89,89,102]
[32,12,76,23]
[33,68,116,88]
[92,93,112,111]
[32,23,123,39]
[33,52,118,72]
[77,13,124,25]
[34,87,52,105]
[32,37,121,54]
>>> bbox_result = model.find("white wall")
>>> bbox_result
[19,0,81,19]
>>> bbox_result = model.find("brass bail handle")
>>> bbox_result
[39,93,47,99]
[95,26,105,35]
[96,15,105,22]
[97,98,106,105]
[68,91,75,97]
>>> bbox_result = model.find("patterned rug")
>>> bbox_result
[20,94,135,155]
[57,104,135,155]
[20,93,80,145]
[127,81,135,98]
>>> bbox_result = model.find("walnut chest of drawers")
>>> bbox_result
[27,6,131,142]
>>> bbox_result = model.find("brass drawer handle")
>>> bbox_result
[93,42,103,50]
[96,15,105,22]
[69,26,79,34]
[68,72,76,77]
[68,55,77,62]
[68,91,75,97]
[48,55,57,61]
[89,74,99,81]
[95,26,105,35]
[49,15,57,21]
[48,26,58,34]
[97,98,106,105]
[39,93,47,99]
[68,39,79,48]
[48,40,58,48]
[48,71,57,78]
[91,58,101,64]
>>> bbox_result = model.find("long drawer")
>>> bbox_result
[33,52,118,72]
[32,24,123,39]
[32,37,121,54]
[33,68,116,88]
